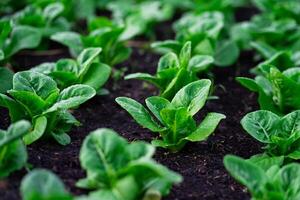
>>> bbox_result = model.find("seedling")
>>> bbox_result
[0,71,96,145]
[77,128,182,200]
[116,80,225,152]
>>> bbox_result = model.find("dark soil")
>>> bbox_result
[0,8,263,200]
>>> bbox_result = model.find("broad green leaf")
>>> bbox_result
[4,26,42,57]
[241,110,280,143]
[171,80,211,116]
[43,3,64,22]
[157,52,179,72]
[186,113,225,142]
[0,120,31,148]
[51,131,71,145]
[0,93,25,122]
[188,55,214,72]
[145,96,170,124]
[214,40,240,67]
[125,73,160,88]
[236,77,259,92]
[224,155,266,195]
[278,110,300,136]
[250,41,277,59]
[78,128,129,187]
[81,63,111,91]
[151,40,182,54]
[248,154,284,171]
[179,41,191,68]
[0,67,13,94]
[23,116,47,145]
[12,71,58,100]
[21,169,72,200]
[116,97,165,132]
[51,32,83,56]
[46,85,95,113]
[77,47,102,76]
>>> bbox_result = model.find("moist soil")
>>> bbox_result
[0,8,263,200]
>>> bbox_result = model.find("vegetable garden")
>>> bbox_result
[1,0,300,199]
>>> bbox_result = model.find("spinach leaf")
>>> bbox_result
[116,80,225,152]
[0,120,30,178]
[77,128,182,200]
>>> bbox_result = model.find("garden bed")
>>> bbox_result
[1,44,262,199]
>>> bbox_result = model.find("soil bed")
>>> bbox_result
[0,8,263,200]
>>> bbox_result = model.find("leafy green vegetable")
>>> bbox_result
[241,110,300,159]
[0,120,30,178]
[32,48,111,93]
[0,67,13,94]
[21,169,73,200]
[0,71,96,145]
[0,19,42,63]
[116,80,225,152]
[237,64,300,114]
[152,11,240,67]
[231,8,300,59]
[10,2,70,39]
[224,154,300,200]
[77,128,182,200]
[126,42,214,100]
[51,17,131,67]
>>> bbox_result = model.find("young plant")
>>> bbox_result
[116,80,226,152]
[152,11,240,67]
[237,64,300,114]
[21,169,73,200]
[224,155,300,200]
[32,48,111,93]
[126,41,214,100]
[0,120,30,178]
[0,19,41,63]
[241,110,300,160]
[11,2,70,39]
[108,1,174,39]
[51,17,131,67]
[231,13,300,59]
[0,71,96,145]
[77,128,182,200]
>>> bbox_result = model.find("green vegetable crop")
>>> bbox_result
[0,71,96,145]
[224,155,300,200]
[241,110,300,160]
[237,64,300,114]
[126,41,214,100]
[32,48,111,93]
[0,120,30,178]
[77,128,182,200]
[116,80,225,152]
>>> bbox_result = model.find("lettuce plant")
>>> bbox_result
[0,19,41,63]
[241,110,300,160]
[10,2,70,39]
[77,128,182,200]
[0,71,96,145]
[0,67,13,94]
[116,80,225,152]
[152,12,240,67]
[51,17,131,67]
[224,155,300,200]
[108,0,174,39]
[21,169,73,200]
[0,120,30,178]
[126,41,214,100]
[231,14,300,59]
[32,48,111,93]
[237,64,300,114]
